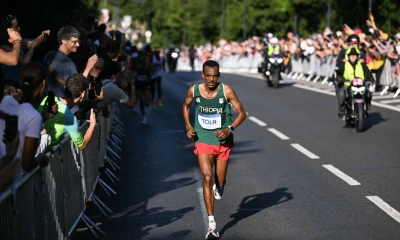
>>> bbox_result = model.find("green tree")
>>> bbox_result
[113,0,400,46]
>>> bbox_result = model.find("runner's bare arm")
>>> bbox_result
[182,86,196,138]
[224,84,246,129]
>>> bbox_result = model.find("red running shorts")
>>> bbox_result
[194,142,234,161]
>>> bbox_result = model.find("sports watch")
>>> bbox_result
[228,125,234,132]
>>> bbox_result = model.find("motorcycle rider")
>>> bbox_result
[266,37,283,59]
[336,46,374,118]
[167,44,179,72]
[334,34,366,114]
[335,34,365,74]
[264,37,284,79]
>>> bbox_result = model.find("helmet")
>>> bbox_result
[345,46,360,56]
[270,37,278,44]
[347,34,360,45]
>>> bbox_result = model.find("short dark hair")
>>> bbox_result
[203,60,219,73]
[116,71,133,87]
[65,74,89,99]
[57,26,81,45]
[98,24,106,33]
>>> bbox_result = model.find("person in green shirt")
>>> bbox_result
[38,74,96,149]
[182,60,247,239]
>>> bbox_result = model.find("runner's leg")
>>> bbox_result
[214,159,229,189]
[198,154,215,216]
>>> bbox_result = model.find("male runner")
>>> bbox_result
[182,60,247,239]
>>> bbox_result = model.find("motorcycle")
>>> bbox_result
[264,54,284,88]
[167,48,179,72]
[344,78,368,132]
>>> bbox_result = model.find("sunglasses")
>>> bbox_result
[68,39,81,45]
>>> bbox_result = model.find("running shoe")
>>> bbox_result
[205,226,219,239]
[213,184,224,200]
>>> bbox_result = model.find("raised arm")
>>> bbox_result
[0,29,22,66]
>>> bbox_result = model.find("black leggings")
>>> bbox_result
[151,76,162,101]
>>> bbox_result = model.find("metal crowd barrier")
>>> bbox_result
[177,52,400,98]
[0,103,126,240]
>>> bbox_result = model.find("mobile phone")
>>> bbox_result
[4,115,18,142]
[43,33,48,43]
[94,82,102,96]
[89,43,97,56]
[47,91,55,113]
[88,83,96,101]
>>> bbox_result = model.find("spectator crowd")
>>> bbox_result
[181,19,400,92]
[0,10,166,192]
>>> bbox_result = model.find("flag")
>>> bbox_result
[369,12,377,29]
[343,24,355,35]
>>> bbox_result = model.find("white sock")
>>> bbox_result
[208,216,216,228]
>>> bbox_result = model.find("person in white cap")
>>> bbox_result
[265,37,283,61]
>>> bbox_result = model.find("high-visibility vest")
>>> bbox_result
[268,45,280,56]
[343,61,365,87]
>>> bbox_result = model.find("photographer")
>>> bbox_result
[38,74,96,150]
[94,70,137,110]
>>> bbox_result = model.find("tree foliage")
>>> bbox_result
[106,0,400,47]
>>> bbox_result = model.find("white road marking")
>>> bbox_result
[293,84,400,113]
[322,164,361,186]
[267,128,290,140]
[371,101,400,112]
[291,143,320,159]
[370,94,395,100]
[366,196,400,224]
[248,116,267,126]
[197,188,208,230]
[293,84,336,96]
[380,99,400,104]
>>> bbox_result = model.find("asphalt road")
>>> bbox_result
[72,71,400,240]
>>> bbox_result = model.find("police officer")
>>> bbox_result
[336,46,375,118]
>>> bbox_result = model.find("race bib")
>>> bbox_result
[198,112,221,130]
